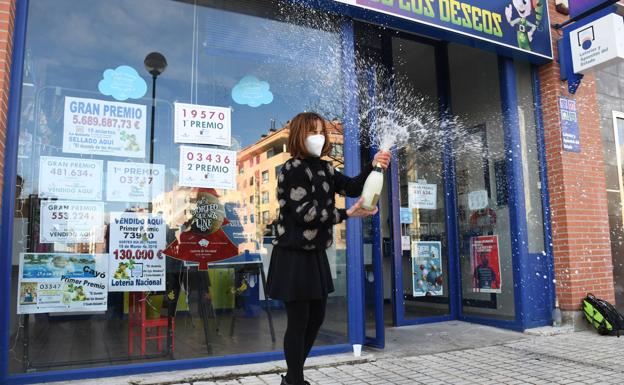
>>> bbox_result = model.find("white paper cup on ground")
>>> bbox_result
[353,343,362,357]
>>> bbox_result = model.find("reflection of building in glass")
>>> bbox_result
[152,185,198,230]
[224,121,347,253]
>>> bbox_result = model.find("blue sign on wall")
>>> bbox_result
[559,97,581,152]
[569,0,613,19]
[335,0,552,59]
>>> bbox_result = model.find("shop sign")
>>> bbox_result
[400,207,413,223]
[109,212,166,292]
[40,201,105,243]
[570,13,624,74]
[63,96,147,158]
[174,102,231,146]
[559,97,581,152]
[470,235,502,293]
[411,241,443,296]
[39,156,103,201]
[106,161,165,202]
[98,65,147,101]
[231,76,274,107]
[408,182,437,209]
[334,0,552,59]
[179,145,236,190]
[17,253,108,314]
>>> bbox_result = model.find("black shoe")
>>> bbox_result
[280,374,310,385]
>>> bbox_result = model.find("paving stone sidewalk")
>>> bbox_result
[191,332,623,385]
[39,323,624,385]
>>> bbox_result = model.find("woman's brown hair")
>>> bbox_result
[287,112,333,158]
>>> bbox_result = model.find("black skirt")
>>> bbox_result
[266,246,334,302]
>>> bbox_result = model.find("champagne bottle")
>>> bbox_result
[552,297,562,327]
[361,163,384,210]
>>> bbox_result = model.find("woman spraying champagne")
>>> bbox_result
[267,112,390,385]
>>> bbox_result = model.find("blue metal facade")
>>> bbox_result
[0,0,555,383]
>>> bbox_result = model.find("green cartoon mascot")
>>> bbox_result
[505,0,544,51]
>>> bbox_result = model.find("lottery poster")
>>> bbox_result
[106,161,165,202]
[470,235,502,293]
[109,212,166,292]
[39,201,105,244]
[39,156,103,201]
[411,241,443,297]
[17,253,108,314]
[179,145,236,190]
[174,102,231,146]
[63,96,146,158]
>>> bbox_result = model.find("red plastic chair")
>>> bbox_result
[128,292,175,355]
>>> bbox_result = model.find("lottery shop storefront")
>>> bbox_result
[0,0,559,384]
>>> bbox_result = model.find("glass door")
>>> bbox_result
[390,36,452,324]
[356,23,387,348]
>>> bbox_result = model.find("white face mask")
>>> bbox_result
[305,134,325,157]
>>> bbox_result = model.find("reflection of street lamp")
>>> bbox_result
[143,52,169,357]
[144,52,167,163]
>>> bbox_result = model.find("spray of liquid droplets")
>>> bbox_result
[274,1,485,165]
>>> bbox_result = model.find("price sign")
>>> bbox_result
[174,102,231,146]
[40,201,105,243]
[179,145,236,190]
[109,212,166,291]
[63,96,146,158]
[106,161,165,202]
[39,156,103,201]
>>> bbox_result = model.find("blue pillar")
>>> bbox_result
[340,19,365,345]
[1,0,29,382]
[498,56,530,330]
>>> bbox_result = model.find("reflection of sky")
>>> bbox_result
[21,0,344,195]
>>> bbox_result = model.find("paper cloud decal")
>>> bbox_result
[231,76,274,107]
[98,65,147,101]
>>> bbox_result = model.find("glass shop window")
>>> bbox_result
[9,0,347,374]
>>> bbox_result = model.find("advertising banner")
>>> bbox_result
[17,253,108,314]
[334,0,552,59]
[109,212,166,291]
[40,201,105,243]
[559,97,581,152]
[39,156,103,201]
[63,96,146,158]
[411,241,443,296]
[163,189,242,269]
[106,161,165,202]
[408,182,437,209]
[174,102,231,146]
[179,145,236,190]
[470,235,502,293]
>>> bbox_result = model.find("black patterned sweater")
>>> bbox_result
[271,157,374,250]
